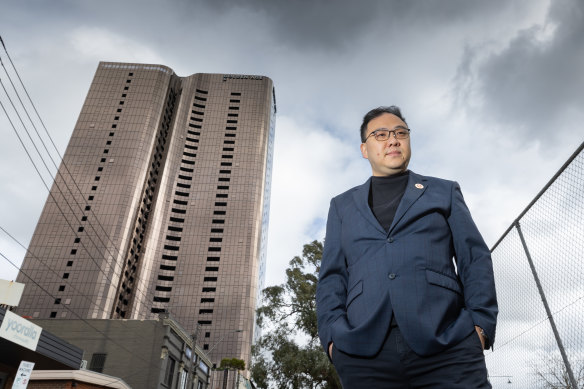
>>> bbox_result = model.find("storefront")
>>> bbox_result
[0,307,83,388]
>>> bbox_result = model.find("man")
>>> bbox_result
[316,106,498,388]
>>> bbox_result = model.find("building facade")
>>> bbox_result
[0,307,83,388]
[16,62,276,369]
[31,313,212,389]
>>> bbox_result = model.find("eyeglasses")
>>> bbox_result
[364,127,411,142]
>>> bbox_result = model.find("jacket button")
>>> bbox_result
[387,237,394,243]
[388,273,396,280]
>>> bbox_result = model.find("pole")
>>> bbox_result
[187,324,200,389]
[206,329,242,389]
[516,221,577,389]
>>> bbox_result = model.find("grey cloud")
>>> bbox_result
[457,0,584,141]
[201,0,516,52]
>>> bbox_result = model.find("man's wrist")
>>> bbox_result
[475,326,488,349]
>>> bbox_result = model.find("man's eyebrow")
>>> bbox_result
[372,125,408,131]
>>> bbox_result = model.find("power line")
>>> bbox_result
[0,225,110,317]
[0,62,130,283]
[0,38,136,278]
[0,37,154,318]
[0,248,172,387]
[0,89,149,320]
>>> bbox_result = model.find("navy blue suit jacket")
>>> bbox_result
[316,171,498,357]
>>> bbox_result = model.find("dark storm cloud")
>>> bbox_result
[201,0,513,51]
[457,0,584,140]
[1,0,578,287]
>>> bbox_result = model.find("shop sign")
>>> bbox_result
[0,310,41,351]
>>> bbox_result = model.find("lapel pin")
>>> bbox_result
[415,183,424,189]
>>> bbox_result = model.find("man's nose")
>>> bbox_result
[386,132,399,146]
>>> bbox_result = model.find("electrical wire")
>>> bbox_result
[0,35,206,386]
[0,37,156,318]
[0,59,130,284]
[0,40,136,280]
[0,79,150,320]
[0,249,186,387]
[0,225,111,317]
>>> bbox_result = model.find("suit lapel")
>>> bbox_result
[388,171,428,234]
[352,178,386,234]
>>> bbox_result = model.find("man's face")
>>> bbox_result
[360,113,411,176]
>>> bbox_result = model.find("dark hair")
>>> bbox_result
[360,106,407,142]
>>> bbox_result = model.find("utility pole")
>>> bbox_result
[187,324,201,389]
[207,329,243,389]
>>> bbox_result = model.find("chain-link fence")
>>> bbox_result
[486,142,584,389]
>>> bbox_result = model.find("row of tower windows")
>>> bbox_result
[54,75,135,318]
[196,92,240,332]
[151,90,206,313]
[117,73,179,318]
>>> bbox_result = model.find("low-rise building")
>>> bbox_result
[32,313,211,389]
[0,307,83,388]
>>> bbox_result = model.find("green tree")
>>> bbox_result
[219,358,245,371]
[251,240,341,389]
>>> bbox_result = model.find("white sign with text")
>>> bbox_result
[0,310,41,351]
[12,360,34,389]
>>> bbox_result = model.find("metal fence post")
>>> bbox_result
[515,221,577,388]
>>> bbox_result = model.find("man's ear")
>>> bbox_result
[360,143,368,160]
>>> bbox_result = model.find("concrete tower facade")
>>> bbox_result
[16,62,276,368]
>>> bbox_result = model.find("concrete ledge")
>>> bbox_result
[31,369,132,389]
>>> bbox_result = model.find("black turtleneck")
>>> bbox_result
[369,170,410,231]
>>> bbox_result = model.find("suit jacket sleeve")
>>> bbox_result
[316,197,350,354]
[447,182,498,347]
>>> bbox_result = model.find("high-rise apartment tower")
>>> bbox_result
[16,62,276,368]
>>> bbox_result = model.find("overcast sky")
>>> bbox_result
[1,0,583,292]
